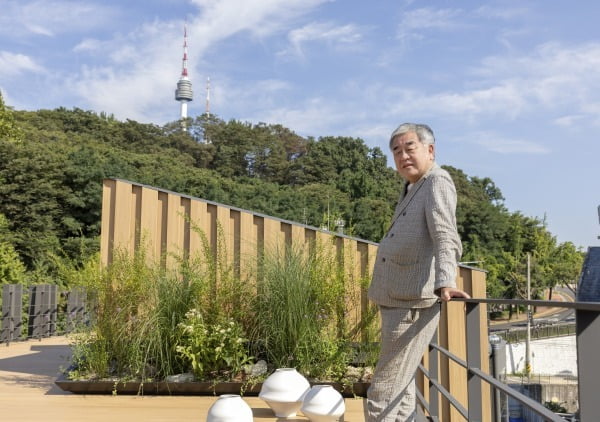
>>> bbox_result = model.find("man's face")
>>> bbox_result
[391,131,434,183]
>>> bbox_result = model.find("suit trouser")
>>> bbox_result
[366,303,440,422]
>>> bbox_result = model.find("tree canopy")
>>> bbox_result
[0,96,584,296]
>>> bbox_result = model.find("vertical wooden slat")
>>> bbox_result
[181,197,191,261]
[264,218,282,254]
[216,205,233,268]
[446,271,468,421]
[343,239,362,340]
[291,224,305,251]
[139,187,159,264]
[189,200,208,259]
[472,269,491,422]
[231,210,241,277]
[157,192,168,266]
[165,193,184,268]
[253,215,265,283]
[132,185,142,252]
[239,211,256,282]
[112,180,134,256]
[100,179,116,266]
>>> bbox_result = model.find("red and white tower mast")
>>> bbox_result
[174,25,193,120]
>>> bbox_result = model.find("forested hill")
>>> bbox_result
[0,97,583,297]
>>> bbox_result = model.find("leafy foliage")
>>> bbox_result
[0,101,585,299]
[176,310,253,380]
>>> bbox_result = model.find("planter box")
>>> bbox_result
[55,375,370,397]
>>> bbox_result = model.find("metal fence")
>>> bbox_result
[0,284,87,345]
[492,322,576,344]
[417,298,600,422]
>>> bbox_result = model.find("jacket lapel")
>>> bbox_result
[388,163,438,228]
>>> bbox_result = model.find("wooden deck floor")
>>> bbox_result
[0,336,368,421]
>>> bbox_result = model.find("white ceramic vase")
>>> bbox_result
[206,394,253,422]
[259,368,310,418]
[300,385,345,422]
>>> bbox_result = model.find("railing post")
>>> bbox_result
[1,284,23,344]
[429,328,439,420]
[466,301,482,422]
[28,285,41,339]
[577,246,600,422]
[28,285,58,339]
[576,309,600,420]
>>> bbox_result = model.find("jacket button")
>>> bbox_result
[402,212,406,216]
[382,257,386,262]
[390,233,394,237]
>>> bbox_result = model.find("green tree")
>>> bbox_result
[0,215,26,285]
[0,93,23,143]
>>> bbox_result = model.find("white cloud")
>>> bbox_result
[474,5,529,20]
[553,114,585,128]
[396,7,463,42]
[190,0,330,40]
[73,38,105,53]
[370,42,600,127]
[0,51,44,77]
[464,132,550,155]
[0,0,118,37]
[242,96,352,138]
[281,22,364,58]
[472,42,600,117]
[65,0,330,123]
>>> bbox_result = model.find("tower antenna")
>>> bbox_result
[174,24,193,125]
[206,76,211,117]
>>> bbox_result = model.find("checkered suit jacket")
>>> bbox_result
[368,163,462,308]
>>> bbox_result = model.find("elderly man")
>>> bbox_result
[367,123,470,421]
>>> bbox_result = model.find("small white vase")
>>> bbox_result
[206,394,253,422]
[301,385,345,422]
[259,367,310,418]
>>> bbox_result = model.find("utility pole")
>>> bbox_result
[525,252,532,375]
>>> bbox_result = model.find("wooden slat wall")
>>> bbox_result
[100,178,490,421]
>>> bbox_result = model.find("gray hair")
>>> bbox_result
[388,123,435,150]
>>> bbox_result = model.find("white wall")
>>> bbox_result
[505,335,577,376]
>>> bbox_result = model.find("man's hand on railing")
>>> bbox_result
[436,287,471,302]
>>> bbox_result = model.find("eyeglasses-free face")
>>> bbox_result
[391,132,434,184]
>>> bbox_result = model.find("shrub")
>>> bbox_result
[176,309,253,380]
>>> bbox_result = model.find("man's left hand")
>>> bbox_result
[437,287,470,302]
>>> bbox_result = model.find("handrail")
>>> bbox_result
[416,297,599,421]
[452,297,600,311]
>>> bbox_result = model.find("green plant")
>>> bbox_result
[187,220,257,330]
[66,246,212,380]
[176,309,253,380]
[251,241,351,380]
[544,399,568,413]
[67,330,109,380]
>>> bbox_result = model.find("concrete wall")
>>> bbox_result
[506,335,576,376]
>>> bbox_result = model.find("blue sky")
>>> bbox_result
[1,0,599,249]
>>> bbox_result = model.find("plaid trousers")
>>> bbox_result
[366,303,440,422]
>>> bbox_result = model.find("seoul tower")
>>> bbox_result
[175,25,193,121]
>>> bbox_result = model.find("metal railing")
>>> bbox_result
[4,285,599,421]
[1,284,88,345]
[492,322,576,344]
[417,298,600,422]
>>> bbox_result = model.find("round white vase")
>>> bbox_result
[206,394,253,422]
[259,367,310,418]
[300,385,345,422]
